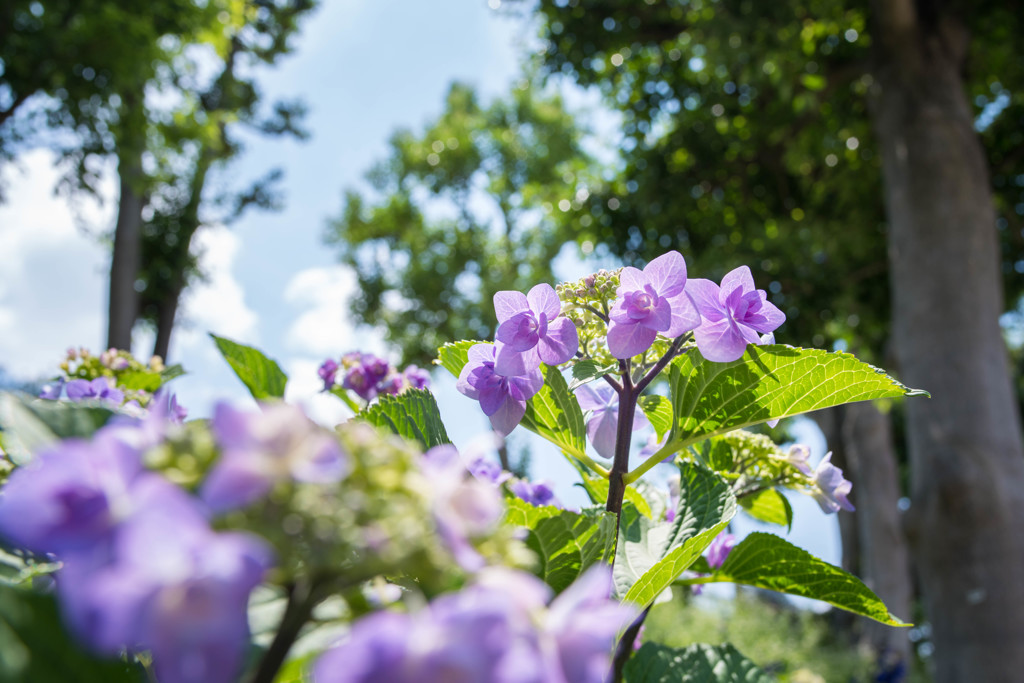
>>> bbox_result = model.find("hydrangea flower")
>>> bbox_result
[312,566,635,683]
[574,383,649,460]
[38,377,65,400]
[685,265,785,363]
[510,479,560,508]
[403,364,431,390]
[781,443,812,475]
[200,402,349,512]
[607,251,700,359]
[318,359,339,390]
[493,283,579,375]
[421,445,506,571]
[811,452,855,513]
[705,532,737,569]
[59,503,272,683]
[0,430,187,556]
[457,343,544,436]
[65,377,124,406]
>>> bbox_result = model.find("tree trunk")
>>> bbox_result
[841,401,913,675]
[107,150,144,351]
[151,280,183,362]
[869,3,1024,680]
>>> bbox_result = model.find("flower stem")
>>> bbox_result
[605,359,635,514]
[611,605,652,683]
[248,580,321,683]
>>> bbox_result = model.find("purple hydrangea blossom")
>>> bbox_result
[493,283,579,375]
[811,452,855,513]
[0,431,186,557]
[705,533,737,569]
[421,445,506,571]
[510,479,560,508]
[65,377,124,407]
[782,443,813,475]
[59,504,272,683]
[403,364,431,390]
[318,359,339,390]
[685,265,786,363]
[200,403,349,513]
[467,455,511,485]
[457,343,544,436]
[313,566,635,683]
[607,251,701,359]
[574,383,649,460]
[38,377,65,400]
[544,565,639,683]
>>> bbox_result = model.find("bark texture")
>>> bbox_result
[107,150,144,351]
[841,401,913,673]
[869,2,1024,679]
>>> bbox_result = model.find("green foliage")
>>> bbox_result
[0,584,146,683]
[644,592,912,683]
[210,334,288,400]
[624,642,773,683]
[638,395,673,441]
[327,80,595,366]
[615,463,736,605]
[521,363,588,460]
[357,388,451,449]
[579,476,653,519]
[437,341,591,463]
[667,345,925,450]
[504,498,617,594]
[567,359,619,392]
[707,532,906,626]
[738,489,792,530]
[0,393,114,465]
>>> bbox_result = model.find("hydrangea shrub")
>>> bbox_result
[0,250,926,683]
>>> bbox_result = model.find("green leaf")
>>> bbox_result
[624,642,773,683]
[615,462,737,605]
[521,363,587,458]
[567,359,618,392]
[713,532,908,626]
[738,489,793,530]
[159,364,186,384]
[503,498,617,593]
[578,476,653,519]
[0,393,114,465]
[0,584,146,682]
[436,341,588,459]
[668,345,927,450]
[115,368,164,392]
[435,340,476,379]
[357,389,451,449]
[210,334,288,401]
[0,550,59,588]
[639,395,673,440]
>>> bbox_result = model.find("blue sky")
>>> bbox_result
[0,0,841,565]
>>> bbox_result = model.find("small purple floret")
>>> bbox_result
[811,452,855,513]
[686,265,785,363]
[318,359,339,390]
[510,479,560,508]
[705,532,736,569]
[456,343,543,436]
[65,377,124,407]
[607,251,700,359]
[39,377,65,400]
[493,283,579,374]
[574,383,649,460]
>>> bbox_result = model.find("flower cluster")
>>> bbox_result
[458,251,784,440]
[38,347,176,410]
[313,565,636,683]
[319,352,430,400]
[0,418,271,683]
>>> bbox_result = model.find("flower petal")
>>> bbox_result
[684,279,725,322]
[493,290,530,324]
[607,321,657,359]
[719,265,755,302]
[494,343,539,376]
[526,283,562,320]
[664,291,702,338]
[487,395,527,436]
[617,266,647,293]
[693,318,748,363]
[587,408,618,460]
[643,251,687,298]
[538,316,579,365]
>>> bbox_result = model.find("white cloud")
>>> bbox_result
[282,266,385,358]
[0,150,114,380]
